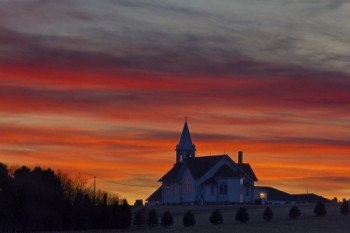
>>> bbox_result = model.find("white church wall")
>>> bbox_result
[201,185,218,202]
[162,183,181,204]
[228,178,243,203]
[216,178,228,202]
[216,178,242,203]
[243,184,255,203]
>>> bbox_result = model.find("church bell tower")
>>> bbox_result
[175,118,196,163]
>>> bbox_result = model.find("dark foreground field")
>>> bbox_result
[53,203,350,233]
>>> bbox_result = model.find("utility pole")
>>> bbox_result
[94,176,96,204]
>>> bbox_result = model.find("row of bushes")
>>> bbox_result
[135,200,350,228]
[133,209,174,228]
[313,200,350,217]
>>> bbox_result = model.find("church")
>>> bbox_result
[146,120,258,205]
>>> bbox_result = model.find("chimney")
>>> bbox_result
[238,151,243,164]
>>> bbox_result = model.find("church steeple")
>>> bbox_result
[175,118,196,163]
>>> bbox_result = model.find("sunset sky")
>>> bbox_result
[1,0,350,203]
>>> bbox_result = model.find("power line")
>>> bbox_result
[95,177,156,188]
[60,170,157,189]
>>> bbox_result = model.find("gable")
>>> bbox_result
[186,155,227,179]
[202,164,240,185]
[213,164,239,178]
[158,155,227,183]
[238,163,258,181]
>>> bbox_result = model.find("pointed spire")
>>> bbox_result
[176,118,196,163]
[178,117,193,150]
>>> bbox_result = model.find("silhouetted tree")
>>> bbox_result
[0,163,10,188]
[183,210,196,227]
[235,207,249,223]
[289,206,301,219]
[314,202,327,217]
[0,163,14,228]
[161,210,174,227]
[209,209,223,225]
[263,207,273,222]
[11,166,66,231]
[72,190,95,230]
[340,199,349,215]
[0,162,129,232]
[119,199,131,229]
[147,209,159,228]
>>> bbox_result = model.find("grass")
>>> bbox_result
[52,203,350,233]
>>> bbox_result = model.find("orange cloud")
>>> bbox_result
[1,61,350,203]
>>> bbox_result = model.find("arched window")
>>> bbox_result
[183,175,192,195]
[220,182,227,195]
[210,186,215,195]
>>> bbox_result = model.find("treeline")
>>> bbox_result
[0,162,131,232]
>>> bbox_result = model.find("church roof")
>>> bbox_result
[256,186,293,201]
[238,163,258,181]
[158,162,184,182]
[186,155,227,179]
[213,164,239,178]
[292,193,330,203]
[146,186,162,201]
[159,155,227,182]
[177,120,194,149]
[202,164,239,185]
[159,154,258,183]
[256,186,329,203]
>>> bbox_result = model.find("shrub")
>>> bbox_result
[263,207,273,222]
[183,210,196,227]
[209,209,223,225]
[289,206,301,219]
[314,202,327,217]
[147,209,159,228]
[161,210,174,227]
[235,207,249,223]
[133,210,145,227]
[340,199,349,215]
